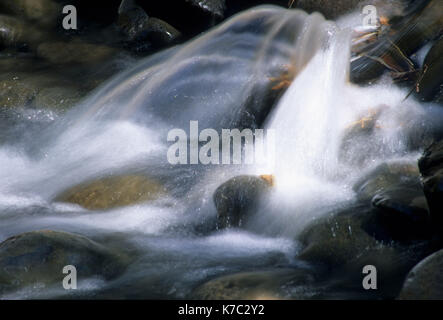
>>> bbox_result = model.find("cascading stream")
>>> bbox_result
[0,5,441,299]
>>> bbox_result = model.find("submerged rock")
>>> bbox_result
[37,41,117,65]
[192,269,316,300]
[0,77,39,108]
[33,86,83,111]
[0,73,80,110]
[0,0,61,28]
[213,175,272,229]
[399,249,443,300]
[55,175,166,210]
[0,230,128,295]
[0,15,45,50]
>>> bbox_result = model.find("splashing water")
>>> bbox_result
[250,22,438,236]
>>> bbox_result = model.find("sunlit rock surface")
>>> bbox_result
[56,174,166,210]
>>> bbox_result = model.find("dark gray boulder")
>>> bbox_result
[213,175,272,229]
[0,230,129,295]
[399,249,443,300]
[419,140,443,234]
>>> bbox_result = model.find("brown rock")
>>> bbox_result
[55,175,166,210]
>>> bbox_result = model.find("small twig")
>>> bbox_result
[288,0,296,8]
[403,64,428,102]
[388,38,415,70]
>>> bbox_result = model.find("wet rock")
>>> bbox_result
[213,175,272,229]
[418,140,443,177]
[414,35,443,103]
[186,0,226,18]
[33,86,83,111]
[0,77,39,108]
[298,204,383,267]
[418,140,443,234]
[117,0,181,50]
[0,230,128,294]
[0,73,74,109]
[297,203,433,298]
[0,56,37,73]
[0,15,45,50]
[353,161,430,239]
[339,106,387,166]
[192,269,316,300]
[37,41,117,65]
[138,18,181,47]
[117,0,150,40]
[353,161,421,202]
[0,15,24,48]
[371,191,430,240]
[55,174,166,210]
[294,0,366,20]
[339,102,443,156]
[399,249,443,300]
[0,0,61,28]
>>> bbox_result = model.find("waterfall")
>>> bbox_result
[249,22,432,237]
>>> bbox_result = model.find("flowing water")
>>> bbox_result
[0,5,442,299]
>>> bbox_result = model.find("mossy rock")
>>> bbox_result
[0,230,129,295]
[0,0,61,28]
[37,41,117,65]
[33,86,83,111]
[0,73,73,109]
[0,78,39,108]
[55,175,166,210]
